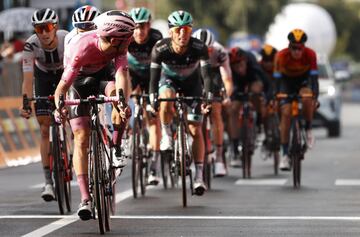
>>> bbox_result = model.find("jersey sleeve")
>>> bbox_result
[307,49,318,76]
[199,44,212,94]
[61,44,83,86]
[22,38,35,73]
[149,42,163,95]
[114,54,129,74]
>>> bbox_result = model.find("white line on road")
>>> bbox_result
[4,215,360,221]
[111,215,360,221]
[20,183,159,237]
[335,179,360,186]
[235,179,287,186]
[21,218,78,237]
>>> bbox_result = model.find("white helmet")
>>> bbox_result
[192,28,215,47]
[95,10,135,38]
[31,8,58,26]
[72,5,100,28]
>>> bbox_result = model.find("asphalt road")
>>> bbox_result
[1,103,360,237]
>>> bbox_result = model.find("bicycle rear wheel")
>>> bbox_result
[178,122,187,207]
[241,120,251,179]
[91,131,106,234]
[51,126,66,215]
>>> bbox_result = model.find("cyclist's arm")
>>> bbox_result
[54,53,81,109]
[200,46,213,95]
[308,49,319,98]
[248,52,271,99]
[114,55,130,102]
[21,43,35,97]
[149,44,162,95]
[219,54,233,97]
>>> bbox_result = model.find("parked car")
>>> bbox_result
[314,54,342,137]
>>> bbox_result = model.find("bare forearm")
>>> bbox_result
[22,72,34,97]
[115,71,130,102]
[222,76,233,97]
[54,80,70,109]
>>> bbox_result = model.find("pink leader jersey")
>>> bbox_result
[61,30,128,85]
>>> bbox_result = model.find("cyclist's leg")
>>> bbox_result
[278,79,293,170]
[34,66,62,201]
[211,102,227,175]
[102,66,130,166]
[68,76,98,219]
[299,85,315,148]
[250,80,266,133]
[183,76,207,193]
[159,78,176,151]
[228,96,243,166]
[211,74,227,175]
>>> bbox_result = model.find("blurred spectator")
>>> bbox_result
[0,36,24,62]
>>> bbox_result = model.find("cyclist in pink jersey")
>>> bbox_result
[54,10,135,220]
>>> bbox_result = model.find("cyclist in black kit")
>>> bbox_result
[227,47,271,166]
[128,7,163,185]
[149,10,212,195]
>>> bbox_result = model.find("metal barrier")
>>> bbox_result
[0,97,40,168]
[0,61,22,96]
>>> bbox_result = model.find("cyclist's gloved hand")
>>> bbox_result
[222,96,231,107]
[54,108,68,124]
[202,92,213,114]
[20,106,32,119]
[149,93,159,113]
[118,104,132,121]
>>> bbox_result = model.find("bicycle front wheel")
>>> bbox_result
[51,125,66,215]
[178,122,187,207]
[131,119,141,198]
[91,131,106,234]
[291,121,302,188]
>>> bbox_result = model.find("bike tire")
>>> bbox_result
[91,131,106,234]
[274,151,279,176]
[241,120,249,179]
[51,126,65,215]
[178,122,187,207]
[131,119,140,198]
[291,121,302,188]
[61,128,72,213]
[161,151,169,189]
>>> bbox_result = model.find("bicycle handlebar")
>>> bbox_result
[157,96,222,103]
[276,93,314,100]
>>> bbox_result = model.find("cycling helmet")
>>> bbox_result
[192,29,214,47]
[72,5,100,28]
[288,29,307,44]
[168,10,193,28]
[31,8,58,26]
[129,7,151,23]
[95,10,135,38]
[260,44,278,61]
[229,47,247,64]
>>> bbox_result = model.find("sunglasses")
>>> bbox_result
[290,44,304,51]
[171,25,192,34]
[105,36,131,46]
[34,23,56,34]
[74,22,95,30]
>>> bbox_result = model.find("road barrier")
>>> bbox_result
[0,97,40,168]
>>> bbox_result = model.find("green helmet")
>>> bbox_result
[129,7,151,23]
[168,10,193,28]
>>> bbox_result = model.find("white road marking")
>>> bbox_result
[335,179,360,186]
[111,215,360,221]
[21,218,78,237]
[3,215,360,221]
[20,181,159,236]
[235,179,287,186]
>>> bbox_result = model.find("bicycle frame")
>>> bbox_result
[60,91,124,234]
[23,95,73,214]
